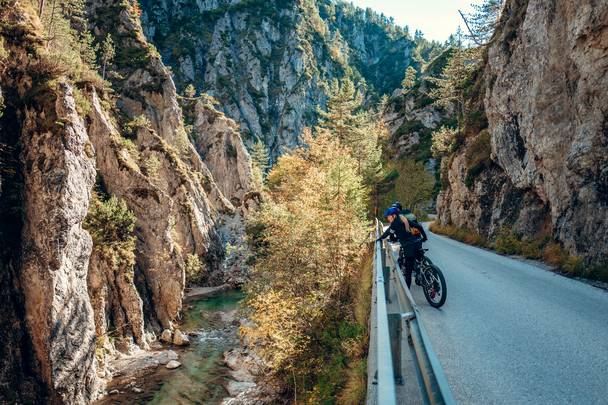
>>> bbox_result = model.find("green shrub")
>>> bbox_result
[85,196,136,245]
[185,253,205,285]
[124,114,151,138]
[142,155,161,178]
[72,86,91,115]
[84,195,137,278]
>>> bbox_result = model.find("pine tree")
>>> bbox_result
[460,0,504,44]
[431,126,457,158]
[100,34,115,79]
[317,78,383,188]
[184,84,196,98]
[401,66,417,91]
[430,47,482,130]
[249,139,270,188]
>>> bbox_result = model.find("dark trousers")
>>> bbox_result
[398,249,416,288]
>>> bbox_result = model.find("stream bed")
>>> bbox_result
[101,290,245,405]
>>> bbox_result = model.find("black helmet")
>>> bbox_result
[402,208,412,215]
[391,201,402,211]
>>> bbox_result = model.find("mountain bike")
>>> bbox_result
[399,248,447,308]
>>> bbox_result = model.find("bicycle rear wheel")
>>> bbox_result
[422,264,447,308]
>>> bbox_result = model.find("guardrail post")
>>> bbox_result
[381,244,391,303]
[388,313,403,385]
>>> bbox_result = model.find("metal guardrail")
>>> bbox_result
[368,219,456,405]
[373,219,398,404]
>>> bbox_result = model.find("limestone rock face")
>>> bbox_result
[87,88,222,331]
[383,91,450,160]
[437,0,608,262]
[192,98,253,206]
[20,82,100,403]
[141,0,416,157]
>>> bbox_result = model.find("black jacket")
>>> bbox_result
[378,215,427,254]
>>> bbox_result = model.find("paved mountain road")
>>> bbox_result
[408,225,608,404]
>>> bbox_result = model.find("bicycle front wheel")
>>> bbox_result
[423,264,447,308]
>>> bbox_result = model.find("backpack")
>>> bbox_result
[400,214,421,236]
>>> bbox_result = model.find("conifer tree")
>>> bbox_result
[184,84,196,98]
[430,47,482,130]
[401,66,417,91]
[100,34,115,79]
[317,78,383,188]
[249,139,270,188]
[460,0,504,44]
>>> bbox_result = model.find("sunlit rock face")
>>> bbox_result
[437,0,608,262]
[0,0,254,402]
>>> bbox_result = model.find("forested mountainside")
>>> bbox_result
[433,0,608,270]
[0,0,253,402]
[140,0,442,157]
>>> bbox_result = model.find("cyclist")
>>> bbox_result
[391,201,417,222]
[377,206,427,288]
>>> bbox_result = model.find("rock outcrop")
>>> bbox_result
[0,0,254,402]
[436,0,608,263]
[190,97,253,206]
[19,81,100,404]
[141,0,417,157]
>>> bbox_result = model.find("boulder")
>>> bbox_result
[165,360,182,370]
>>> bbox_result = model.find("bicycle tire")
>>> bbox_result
[423,264,447,308]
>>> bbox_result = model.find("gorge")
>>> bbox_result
[1,0,607,403]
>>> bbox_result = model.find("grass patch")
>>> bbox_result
[429,222,487,247]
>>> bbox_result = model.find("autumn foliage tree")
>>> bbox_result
[243,129,370,402]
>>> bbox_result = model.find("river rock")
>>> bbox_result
[165,360,182,370]
[226,381,256,397]
[157,350,178,365]
[160,329,173,343]
[172,329,190,346]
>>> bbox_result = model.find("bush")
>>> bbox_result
[142,155,161,178]
[184,254,205,285]
[85,195,136,245]
[431,126,457,158]
[494,228,544,259]
[124,114,151,138]
[84,195,137,277]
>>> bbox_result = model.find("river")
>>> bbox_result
[100,290,245,404]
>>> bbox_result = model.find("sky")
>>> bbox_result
[348,0,483,42]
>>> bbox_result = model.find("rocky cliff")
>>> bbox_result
[0,0,253,402]
[140,0,417,157]
[436,0,608,264]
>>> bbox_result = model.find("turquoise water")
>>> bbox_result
[146,291,245,405]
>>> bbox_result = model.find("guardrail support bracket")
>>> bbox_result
[388,313,403,385]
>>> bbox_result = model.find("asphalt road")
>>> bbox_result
[409,225,608,405]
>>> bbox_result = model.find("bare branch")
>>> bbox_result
[458,10,483,46]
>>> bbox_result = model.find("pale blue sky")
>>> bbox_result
[348,0,482,42]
